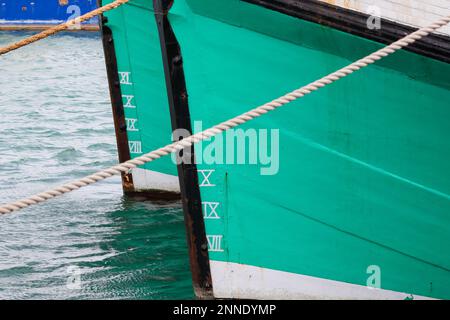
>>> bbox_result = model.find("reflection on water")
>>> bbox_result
[0,31,193,299]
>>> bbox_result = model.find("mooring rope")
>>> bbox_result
[0,0,129,56]
[1,15,449,215]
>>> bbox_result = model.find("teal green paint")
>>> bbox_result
[103,0,177,175]
[105,0,450,298]
[169,0,450,299]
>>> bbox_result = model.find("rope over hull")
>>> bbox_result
[1,0,450,300]
[0,5,448,215]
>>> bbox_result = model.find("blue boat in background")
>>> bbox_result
[0,0,98,30]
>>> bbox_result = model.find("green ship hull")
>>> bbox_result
[101,0,450,299]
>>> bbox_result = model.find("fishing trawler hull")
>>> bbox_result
[101,0,450,299]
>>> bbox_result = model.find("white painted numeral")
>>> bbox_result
[126,118,138,132]
[119,72,132,85]
[203,201,220,219]
[122,95,135,108]
[207,235,224,252]
[199,169,215,187]
[129,141,142,154]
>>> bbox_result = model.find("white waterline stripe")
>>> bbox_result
[210,261,434,300]
[131,168,180,193]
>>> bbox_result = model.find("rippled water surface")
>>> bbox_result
[0,32,193,299]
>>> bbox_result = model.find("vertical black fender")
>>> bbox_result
[153,0,213,298]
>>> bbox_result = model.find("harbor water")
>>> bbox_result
[0,31,193,299]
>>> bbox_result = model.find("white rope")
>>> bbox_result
[1,14,449,215]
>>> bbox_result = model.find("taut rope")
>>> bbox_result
[0,0,129,56]
[1,14,449,215]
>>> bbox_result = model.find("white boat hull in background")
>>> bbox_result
[319,0,450,35]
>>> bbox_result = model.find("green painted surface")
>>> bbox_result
[170,0,450,298]
[103,0,177,176]
[105,0,450,298]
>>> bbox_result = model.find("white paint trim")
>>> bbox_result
[131,168,180,193]
[210,261,434,300]
[317,0,450,35]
